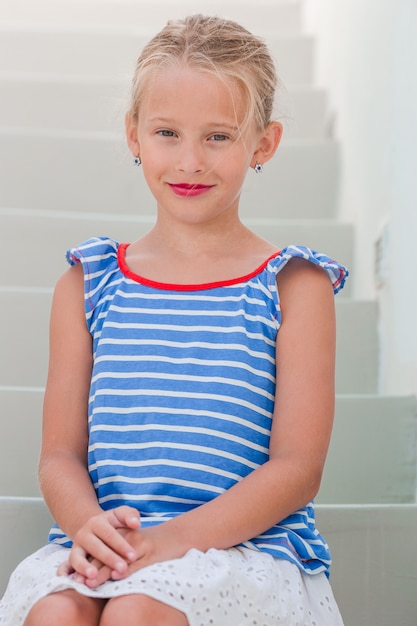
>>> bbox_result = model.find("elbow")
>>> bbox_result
[38,454,51,496]
[304,463,325,502]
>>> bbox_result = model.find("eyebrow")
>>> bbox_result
[147,117,239,131]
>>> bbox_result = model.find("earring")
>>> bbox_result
[254,162,263,174]
[133,155,141,166]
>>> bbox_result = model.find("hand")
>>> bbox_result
[70,523,188,589]
[57,506,140,583]
[72,527,134,588]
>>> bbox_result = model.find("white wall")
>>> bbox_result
[302,0,417,395]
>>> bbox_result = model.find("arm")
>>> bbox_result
[40,264,140,578]
[80,259,337,586]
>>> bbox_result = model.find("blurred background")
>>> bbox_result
[303,0,417,398]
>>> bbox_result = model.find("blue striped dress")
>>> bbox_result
[49,237,348,578]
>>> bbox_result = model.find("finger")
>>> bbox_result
[111,506,141,530]
[75,519,137,566]
[73,557,102,587]
[90,515,139,561]
[73,572,87,584]
[69,545,102,580]
[57,560,74,577]
[84,552,133,588]
[85,563,113,588]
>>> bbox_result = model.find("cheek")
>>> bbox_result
[140,144,164,170]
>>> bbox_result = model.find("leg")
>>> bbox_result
[100,594,189,626]
[24,589,107,626]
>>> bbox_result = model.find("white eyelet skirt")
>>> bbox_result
[0,544,344,625]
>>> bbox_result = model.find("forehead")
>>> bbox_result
[139,66,247,123]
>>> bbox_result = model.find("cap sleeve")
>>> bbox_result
[66,237,121,326]
[269,245,349,295]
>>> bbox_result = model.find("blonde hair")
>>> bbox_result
[129,14,279,132]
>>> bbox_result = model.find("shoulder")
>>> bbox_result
[65,237,122,320]
[270,247,342,333]
[276,257,335,318]
[274,256,337,378]
[66,236,119,269]
[52,263,86,325]
[270,245,349,296]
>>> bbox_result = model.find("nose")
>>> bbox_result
[175,140,205,174]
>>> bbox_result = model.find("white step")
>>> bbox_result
[0,28,314,86]
[0,77,328,140]
[318,394,417,505]
[2,498,417,625]
[0,132,339,220]
[0,0,302,36]
[0,497,53,597]
[0,209,353,289]
[285,87,329,140]
[0,291,371,392]
[315,504,417,626]
[1,389,414,504]
[335,300,378,394]
[0,389,43,498]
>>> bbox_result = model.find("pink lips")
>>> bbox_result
[168,183,214,197]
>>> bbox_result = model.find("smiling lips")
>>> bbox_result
[168,183,214,197]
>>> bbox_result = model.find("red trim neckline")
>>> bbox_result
[117,243,282,292]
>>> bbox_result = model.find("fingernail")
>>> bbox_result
[127,551,136,562]
[115,561,126,573]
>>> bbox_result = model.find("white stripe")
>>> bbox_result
[93,353,276,383]
[98,339,275,364]
[71,239,115,254]
[116,290,267,306]
[250,277,276,301]
[282,522,309,530]
[90,457,242,482]
[90,406,271,437]
[98,493,201,505]
[90,388,272,419]
[255,543,304,563]
[85,268,121,300]
[85,268,112,281]
[94,474,223,495]
[90,423,268,454]
[90,371,275,403]
[89,441,259,470]
[109,304,277,328]
[48,536,70,545]
[104,322,276,346]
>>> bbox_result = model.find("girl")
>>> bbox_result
[0,14,347,626]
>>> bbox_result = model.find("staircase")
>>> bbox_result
[1,2,416,624]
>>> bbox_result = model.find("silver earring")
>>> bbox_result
[133,156,141,166]
[254,162,263,174]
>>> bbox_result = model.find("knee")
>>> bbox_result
[101,595,151,626]
[24,595,74,626]
[101,594,188,626]
[24,590,104,626]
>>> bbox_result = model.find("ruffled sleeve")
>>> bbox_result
[66,237,121,328]
[269,245,349,295]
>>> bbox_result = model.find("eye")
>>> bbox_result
[209,133,229,142]
[157,129,176,137]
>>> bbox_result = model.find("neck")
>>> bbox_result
[148,212,251,260]
[125,206,278,285]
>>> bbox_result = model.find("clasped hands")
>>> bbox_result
[57,506,159,588]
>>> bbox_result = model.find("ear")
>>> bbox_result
[250,121,283,169]
[125,112,140,157]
